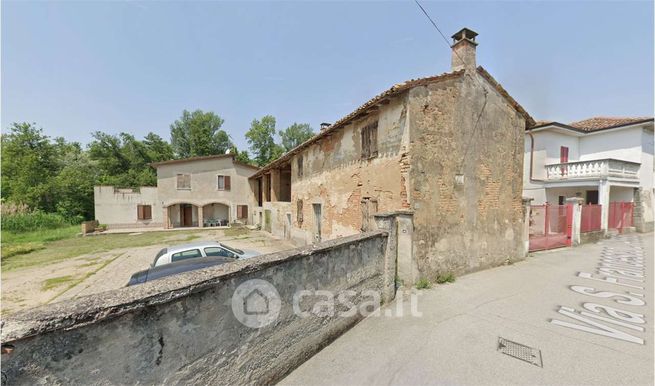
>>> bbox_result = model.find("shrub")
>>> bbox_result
[415,278,431,289]
[1,211,76,233]
[436,272,456,284]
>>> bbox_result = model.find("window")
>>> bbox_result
[237,205,248,219]
[137,205,152,220]
[171,249,202,262]
[217,175,231,191]
[204,247,236,259]
[177,173,191,189]
[297,199,303,224]
[297,155,304,178]
[361,122,379,159]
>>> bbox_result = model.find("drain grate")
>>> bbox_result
[497,337,543,368]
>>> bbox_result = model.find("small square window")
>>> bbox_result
[177,174,191,189]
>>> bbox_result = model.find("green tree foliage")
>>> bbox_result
[1,123,59,212]
[229,145,254,166]
[279,123,314,152]
[88,131,174,188]
[170,109,231,158]
[245,115,285,166]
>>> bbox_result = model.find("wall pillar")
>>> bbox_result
[634,188,654,233]
[522,197,533,256]
[263,174,271,202]
[270,169,281,202]
[374,210,414,301]
[163,207,170,229]
[198,205,204,228]
[599,179,610,232]
[566,197,583,246]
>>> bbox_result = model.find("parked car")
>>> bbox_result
[151,241,259,268]
[127,256,235,286]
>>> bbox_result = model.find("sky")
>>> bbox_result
[2,1,653,151]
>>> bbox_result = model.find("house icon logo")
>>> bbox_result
[244,288,269,315]
[231,279,281,328]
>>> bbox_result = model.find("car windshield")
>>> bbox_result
[220,243,244,255]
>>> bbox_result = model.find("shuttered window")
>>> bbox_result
[217,175,231,191]
[237,205,248,219]
[176,174,191,189]
[137,205,152,220]
[361,122,379,159]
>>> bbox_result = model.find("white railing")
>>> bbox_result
[545,159,640,180]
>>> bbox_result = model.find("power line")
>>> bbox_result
[413,0,490,174]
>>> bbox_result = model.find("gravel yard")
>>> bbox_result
[1,228,294,314]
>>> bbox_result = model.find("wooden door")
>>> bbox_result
[183,205,192,227]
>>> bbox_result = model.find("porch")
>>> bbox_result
[164,202,233,229]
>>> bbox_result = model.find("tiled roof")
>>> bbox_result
[251,67,534,178]
[568,117,653,132]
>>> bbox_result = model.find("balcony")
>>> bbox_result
[545,158,640,181]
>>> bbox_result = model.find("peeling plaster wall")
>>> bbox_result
[408,74,526,278]
[1,232,388,385]
[289,97,410,245]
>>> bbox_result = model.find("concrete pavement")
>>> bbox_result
[281,233,653,385]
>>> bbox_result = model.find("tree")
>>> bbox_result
[229,145,254,166]
[279,123,314,152]
[170,109,231,158]
[88,131,160,187]
[245,115,285,166]
[0,122,58,212]
[143,132,174,162]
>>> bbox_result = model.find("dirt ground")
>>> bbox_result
[1,229,294,315]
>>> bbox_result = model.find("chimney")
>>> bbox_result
[451,28,478,72]
[320,122,331,131]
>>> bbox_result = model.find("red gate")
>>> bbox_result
[608,202,634,231]
[529,204,572,252]
[580,204,602,233]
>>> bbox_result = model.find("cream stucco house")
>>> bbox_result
[523,117,654,232]
[94,154,259,229]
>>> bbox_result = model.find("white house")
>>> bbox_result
[523,117,654,232]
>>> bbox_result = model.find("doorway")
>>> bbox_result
[586,190,599,205]
[313,203,322,243]
[181,204,193,227]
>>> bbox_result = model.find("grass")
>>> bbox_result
[40,253,125,304]
[1,225,79,259]
[435,272,456,284]
[1,228,208,272]
[415,278,431,289]
[41,275,76,291]
[224,227,250,237]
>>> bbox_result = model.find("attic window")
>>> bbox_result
[361,122,379,160]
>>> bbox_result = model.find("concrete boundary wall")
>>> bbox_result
[1,231,389,385]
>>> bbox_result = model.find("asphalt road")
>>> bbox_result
[281,233,654,385]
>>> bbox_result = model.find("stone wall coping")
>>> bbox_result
[1,231,387,343]
[374,210,414,218]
